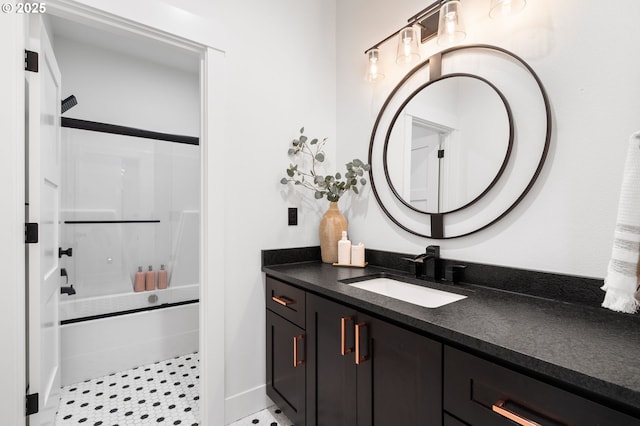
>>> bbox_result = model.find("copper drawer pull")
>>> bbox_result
[272,295,295,306]
[341,316,353,355]
[492,400,542,426]
[293,334,304,367]
[355,322,368,365]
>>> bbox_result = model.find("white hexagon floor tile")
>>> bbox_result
[55,352,200,425]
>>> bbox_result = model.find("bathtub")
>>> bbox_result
[59,284,199,386]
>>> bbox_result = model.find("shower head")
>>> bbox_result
[61,95,78,114]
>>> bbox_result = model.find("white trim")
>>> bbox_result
[224,385,272,425]
[0,12,26,425]
[200,46,227,426]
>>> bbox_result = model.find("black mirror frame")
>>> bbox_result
[368,44,552,239]
[382,72,514,215]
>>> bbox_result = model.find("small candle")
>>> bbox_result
[351,242,365,266]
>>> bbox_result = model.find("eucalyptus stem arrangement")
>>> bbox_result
[280,127,370,202]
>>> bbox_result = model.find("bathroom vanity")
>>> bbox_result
[263,247,640,425]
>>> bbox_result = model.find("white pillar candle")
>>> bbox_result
[351,243,365,266]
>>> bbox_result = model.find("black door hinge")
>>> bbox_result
[25,50,38,72]
[26,393,39,416]
[438,149,445,158]
[25,223,39,244]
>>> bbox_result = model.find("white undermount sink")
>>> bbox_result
[348,276,467,308]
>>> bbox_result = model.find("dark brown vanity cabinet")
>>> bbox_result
[305,293,442,426]
[444,346,639,426]
[266,277,306,426]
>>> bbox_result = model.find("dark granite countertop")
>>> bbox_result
[262,248,640,417]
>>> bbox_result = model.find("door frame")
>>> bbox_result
[0,2,226,424]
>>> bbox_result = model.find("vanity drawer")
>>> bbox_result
[444,346,638,426]
[266,276,306,328]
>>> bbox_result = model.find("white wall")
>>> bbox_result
[337,0,640,279]
[217,1,337,421]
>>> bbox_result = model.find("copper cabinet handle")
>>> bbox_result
[341,316,353,355]
[272,295,295,306]
[293,334,304,367]
[355,322,368,365]
[492,400,542,426]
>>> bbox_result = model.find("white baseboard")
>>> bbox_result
[225,384,273,425]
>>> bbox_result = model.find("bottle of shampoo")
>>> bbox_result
[338,231,352,265]
[134,266,145,292]
[158,264,168,289]
[145,265,156,291]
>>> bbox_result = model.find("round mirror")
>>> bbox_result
[383,74,513,214]
[368,45,551,239]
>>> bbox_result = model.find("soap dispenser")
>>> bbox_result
[134,266,145,292]
[145,265,156,291]
[338,231,352,265]
[158,264,168,289]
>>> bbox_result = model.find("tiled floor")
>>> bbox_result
[228,406,293,426]
[55,352,200,425]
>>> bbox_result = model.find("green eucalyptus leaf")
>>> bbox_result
[292,139,299,146]
[315,153,325,162]
[364,164,371,171]
[287,169,294,177]
[314,191,323,199]
[300,127,304,134]
[280,178,288,184]
[300,135,308,143]
[288,148,295,155]
[352,187,359,194]
[357,169,363,176]
[335,172,341,180]
[360,178,367,185]
[295,181,302,185]
[314,175,324,184]
[310,138,318,145]
[353,159,363,167]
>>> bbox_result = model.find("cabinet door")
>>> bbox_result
[306,294,358,426]
[357,313,443,426]
[266,310,306,426]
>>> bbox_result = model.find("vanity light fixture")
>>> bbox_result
[365,48,385,82]
[489,0,527,18]
[364,0,466,81]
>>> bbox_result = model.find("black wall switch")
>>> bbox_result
[288,207,298,226]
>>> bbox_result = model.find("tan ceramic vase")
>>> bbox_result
[319,201,347,263]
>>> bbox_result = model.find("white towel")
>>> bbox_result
[602,131,640,313]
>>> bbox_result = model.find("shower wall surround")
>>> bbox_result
[61,129,200,297]
[60,128,200,305]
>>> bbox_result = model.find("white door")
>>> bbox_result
[26,14,62,426]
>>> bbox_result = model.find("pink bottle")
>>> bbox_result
[158,264,168,289]
[145,265,156,291]
[134,266,145,292]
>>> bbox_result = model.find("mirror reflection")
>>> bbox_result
[385,75,512,213]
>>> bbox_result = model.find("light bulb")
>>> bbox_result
[365,48,385,83]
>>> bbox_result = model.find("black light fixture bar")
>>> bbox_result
[364,0,444,54]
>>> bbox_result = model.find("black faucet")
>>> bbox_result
[60,285,76,296]
[60,268,76,296]
[404,245,442,281]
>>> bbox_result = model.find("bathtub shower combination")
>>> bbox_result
[58,121,200,387]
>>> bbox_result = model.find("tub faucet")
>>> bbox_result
[60,268,76,296]
[60,285,76,296]
[405,245,442,281]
